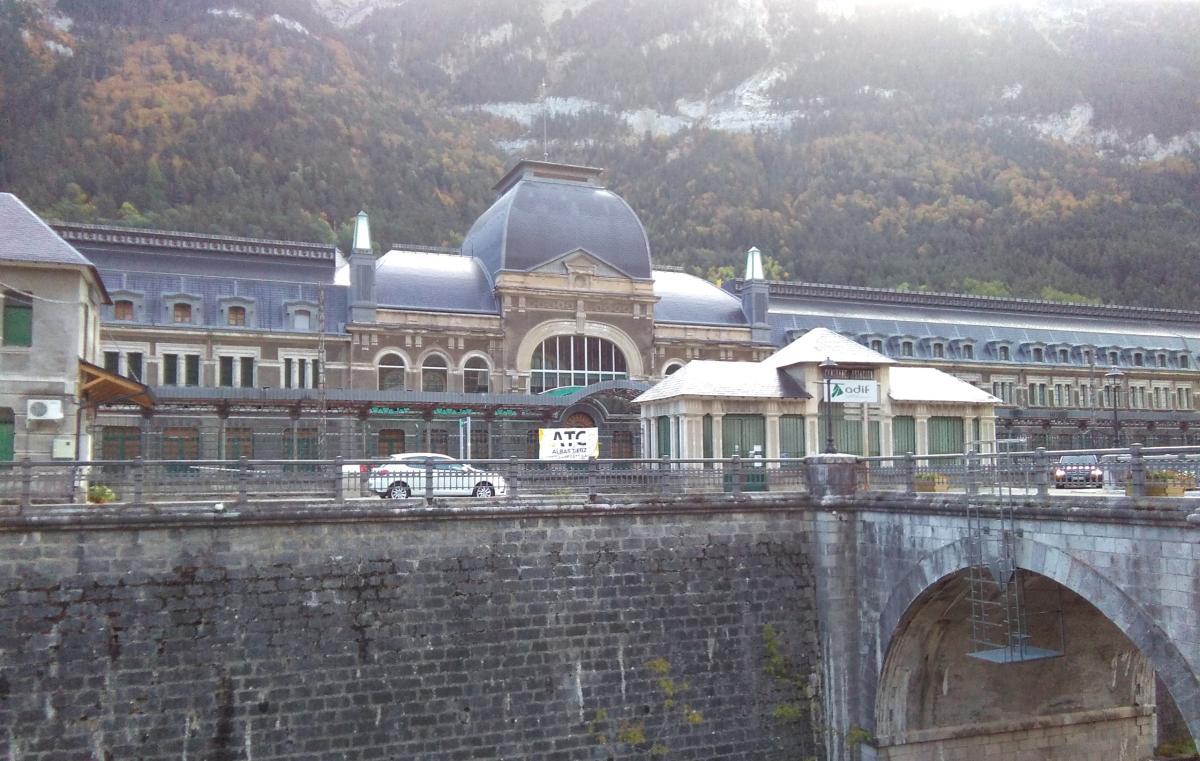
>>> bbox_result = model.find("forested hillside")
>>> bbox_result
[2,0,1199,308]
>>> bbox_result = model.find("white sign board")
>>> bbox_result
[538,427,599,460]
[829,380,879,404]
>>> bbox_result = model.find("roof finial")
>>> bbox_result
[745,246,765,281]
[540,78,549,161]
[352,210,371,253]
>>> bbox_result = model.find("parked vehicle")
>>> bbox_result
[1053,454,1103,488]
[368,453,508,499]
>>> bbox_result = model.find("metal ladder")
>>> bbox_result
[963,448,1063,664]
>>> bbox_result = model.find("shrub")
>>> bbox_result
[87,484,117,503]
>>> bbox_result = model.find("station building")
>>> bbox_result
[2,158,1199,463]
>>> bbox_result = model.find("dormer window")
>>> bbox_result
[114,300,134,321]
[173,303,192,324]
[227,305,246,326]
[284,300,318,332]
[962,344,974,360]
[999,346,1010,361]
[1083,349,1093,364]
[932,342,944,358]
[901,341,913,357]
[870,339,883,353]
[1032,347,1044,362]
[1157,353,1167,368]
[1109,351,1119,365]
[1058,348,1069,363]
[1133,352,1144,367]
[1181,355,1190,369]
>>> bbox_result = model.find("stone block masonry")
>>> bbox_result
[0,503,825,761]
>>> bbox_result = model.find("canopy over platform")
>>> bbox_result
[80,361,155,408]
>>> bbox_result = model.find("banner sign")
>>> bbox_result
[538,427,599,460]
[829,380,879,404]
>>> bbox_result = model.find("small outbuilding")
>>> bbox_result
[634,328,999,459]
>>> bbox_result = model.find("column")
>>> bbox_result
[765,411,781,460]
[915,406,930,457]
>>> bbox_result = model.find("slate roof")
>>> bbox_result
[375,249,498,314]
[763,327,896,368]
[767,291,1200,365]
[652,270,748,326]
[0,193,109,300]
[462,176,653,281]
[633,360,810,403]
[889,367,1001,404]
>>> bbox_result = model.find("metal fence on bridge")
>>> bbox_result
[3,444,1200,509]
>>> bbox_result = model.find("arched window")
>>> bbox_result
[463,356,489,394]
[227,305,246,326]
[663,362,683,377]
[422,354,448,392]
[378,353,406,391]
[530,335,627,394]
[114,300,134,321]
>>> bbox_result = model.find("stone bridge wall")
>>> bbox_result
[0,499,824,761]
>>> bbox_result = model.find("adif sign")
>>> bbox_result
[829,380,879,404]
[538,427,599,460]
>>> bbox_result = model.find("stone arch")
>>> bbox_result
[874,535,1199,744]
[513,319,645,378]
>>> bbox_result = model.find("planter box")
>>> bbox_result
[915,479,950,493]
[1128,484,1186,497]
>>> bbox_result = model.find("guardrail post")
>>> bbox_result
[133,456,145,505]
[1034,447,1050,500]
[424,458,434,501]
[660,455,672,495]
[334,456,345,504]
[730,455,742,495]
[1129,443,1145,497]
[587,459,598,502]
[904,452,916,495]
[237,456,248,505]
[507,456,519,498]
[19,458,32,511]
[965,451,978,497]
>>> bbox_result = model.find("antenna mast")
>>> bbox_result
[541,77,549,161]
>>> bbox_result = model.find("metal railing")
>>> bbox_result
[3,444,1199,510]
[0,455,808,508]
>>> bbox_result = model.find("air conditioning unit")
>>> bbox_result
[27,399,64,422]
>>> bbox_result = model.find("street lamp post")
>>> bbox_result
[1105,366,1124,448]
[820,357,838,454]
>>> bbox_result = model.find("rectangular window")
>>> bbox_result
[284,358,293,389]
[163,353,179,386]
[999,346,1010,361]
[932,343,944,358]
[1033,347,1044,362]
[240,357,254,388]
[1158,354,1167,368]
[1109,351,1118,365]
[104,350,120,374]
[962,345,974,359]
[1038,384,1047,406]
[1134,353,1144,367]
[901,341,913,357]
[1181,355,1190,369]
[184,354,200,386]
[312,360,319,388]
[298,359,308,389]
[127,352,143,382]
[1058,349,1069,363]
[219,356,234,387]
[2,292,33,347]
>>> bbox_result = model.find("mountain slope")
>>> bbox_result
[2,0,1199,307]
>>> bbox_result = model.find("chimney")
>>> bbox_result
[349,210,376,323]
[741,246,771,343]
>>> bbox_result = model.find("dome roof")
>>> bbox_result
[653,270,748,327]
[462,163,652,281]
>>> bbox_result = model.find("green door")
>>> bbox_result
[656,416,672,458]
[702,415,713,460]
[722,415,766,457]
[780,415,805,458]
[893,416,916,456]
[0,407,13,461]
[928,416,965,456]
[868,420,881,457]
[818,406,863,455]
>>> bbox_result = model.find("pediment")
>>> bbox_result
[529,248,631,280]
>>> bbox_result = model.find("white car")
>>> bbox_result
[368,453,508,499]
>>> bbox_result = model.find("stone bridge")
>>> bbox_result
[0,491,1196,760]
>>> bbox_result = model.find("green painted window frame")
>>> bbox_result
[2,293,32,347]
